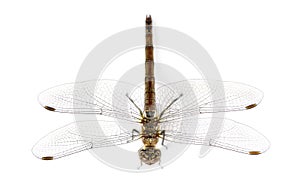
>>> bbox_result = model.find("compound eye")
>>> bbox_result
[138,148,161,165]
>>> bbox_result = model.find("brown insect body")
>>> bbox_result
[138,15,163,166]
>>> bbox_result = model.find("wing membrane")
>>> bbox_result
[32,120,140,160]
[38,80,144,122]
[156,80,263,122]
[162,118,269,154]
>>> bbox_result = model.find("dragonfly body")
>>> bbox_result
[135,15,164,165]
[33,15,269,168]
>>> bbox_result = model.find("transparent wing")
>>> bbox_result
[32,120,141,160]
[162,118,269,154]
[39,79,144,122]
[156,80,263,122]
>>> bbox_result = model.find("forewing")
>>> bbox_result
[39,80,144,122]
[32,120,140,160]
[162,118,269,154]
[156,80,263,122]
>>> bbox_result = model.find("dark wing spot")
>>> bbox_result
[245,104,257,110]
[248,151,261,155]
[44,106,56,111]
[42,156,54,160]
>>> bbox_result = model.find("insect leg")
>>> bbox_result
[131,129,140,140]
[126,93,143,117]
[160,130,168,149]
[158,93,183,120]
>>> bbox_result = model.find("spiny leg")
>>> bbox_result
[158,93,183,120]
[126,93,143,118]
[131,129,140,140]
[160,130,168,150]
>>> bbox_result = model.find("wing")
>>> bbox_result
[32,120,141,160]
[38,79,144,122]
[161,117,269,155]
[156,80,263,122]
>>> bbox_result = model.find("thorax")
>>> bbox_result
[141,117,159,147]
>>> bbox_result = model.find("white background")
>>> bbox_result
[1,0,299,195]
